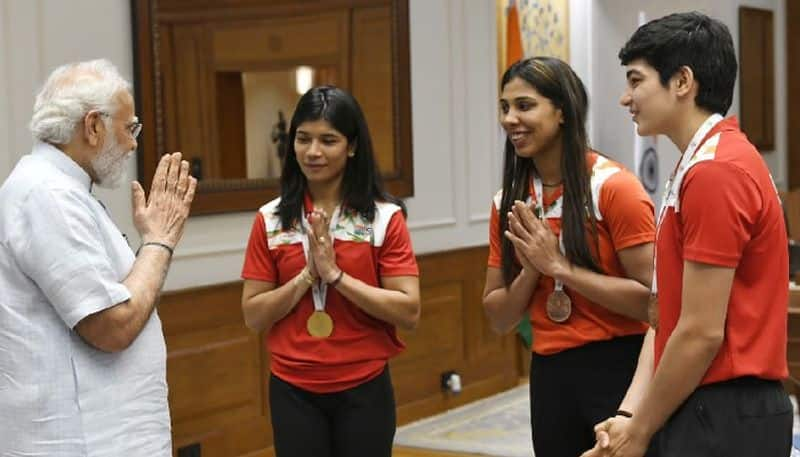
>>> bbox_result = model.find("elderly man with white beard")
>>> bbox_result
[0,59,195,456]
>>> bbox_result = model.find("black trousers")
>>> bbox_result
[530,334,644,457]
[269,366,396,457]
[647,376,792,457]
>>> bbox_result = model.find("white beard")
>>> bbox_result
[91,133,132,189]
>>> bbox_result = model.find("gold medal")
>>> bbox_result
[306,310,334,338]
[647,293,659,329]
[546,289,572,323]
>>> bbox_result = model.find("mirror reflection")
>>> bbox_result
[214,65,338,180]
[133,0,413,215]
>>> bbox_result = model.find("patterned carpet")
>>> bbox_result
[394,385,532,457]
[396,385,800,457]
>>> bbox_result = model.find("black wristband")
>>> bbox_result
[139,241,174,256]
[615,409,633,418]
[329,269,344,287]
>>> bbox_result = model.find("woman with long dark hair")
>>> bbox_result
[240,86,420,457]
[482,57,655,456]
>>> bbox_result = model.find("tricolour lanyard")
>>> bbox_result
[532,175,565,290]
[651,114,723,297]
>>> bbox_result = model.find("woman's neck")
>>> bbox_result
[532,141,563,186]
[307,179,342,213]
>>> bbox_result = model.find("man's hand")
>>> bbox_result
[79,152,196,352]
[131,152,196,248]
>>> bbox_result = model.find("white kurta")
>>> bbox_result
[0,142,171,456]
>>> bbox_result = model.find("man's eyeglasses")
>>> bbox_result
[97,111,143,139]
[127,121,143,139]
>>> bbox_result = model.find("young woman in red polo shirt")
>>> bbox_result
[241,86,420,457]
[482,57,656,457]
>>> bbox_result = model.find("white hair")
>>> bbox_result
[29,59,131,145]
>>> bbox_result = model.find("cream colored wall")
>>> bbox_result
[0,0,788,291]
[0,0,138,247]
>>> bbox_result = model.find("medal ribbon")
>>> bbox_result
[651,114,723,297]
[532,175,566,292]
[300,194,342,313]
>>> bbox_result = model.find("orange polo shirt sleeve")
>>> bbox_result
[599,170,656,252]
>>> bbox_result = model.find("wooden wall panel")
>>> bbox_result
[351,6,395,175]
[738,7,775,150]
[788,0,800,189]
[780,190,800,241]
[215,72,248,179]
[157,0,389,20]
[392,281,464,406]
[393,247,519,425]
[171,23,217,178]
[212,13,347,68]
[160,282,272,456]
[784,292,800,395]
[160,246,521,456]
[158,24,180,157]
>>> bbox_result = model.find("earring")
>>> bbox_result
[347,150,355,157]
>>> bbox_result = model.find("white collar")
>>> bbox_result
[31,141,93,191]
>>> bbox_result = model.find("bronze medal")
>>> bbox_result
[307,311,334,338]
[647,293,659,329]
[546,289,572,323]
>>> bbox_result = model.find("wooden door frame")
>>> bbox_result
[788,0,800,188]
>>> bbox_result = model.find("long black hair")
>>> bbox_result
[277,85,405,229]
[499,57,601,286]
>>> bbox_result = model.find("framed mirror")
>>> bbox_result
[131,0,413,215]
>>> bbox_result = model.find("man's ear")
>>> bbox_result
[83,111,105,147]
[673,65,697,99]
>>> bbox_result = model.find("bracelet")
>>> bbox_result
[139,241,174,256]
[294,268,314,287]
[615,409,633,418]
[328,269,344,287]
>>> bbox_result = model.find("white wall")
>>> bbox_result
[404,0,501,250]
[0,0,787,291]
[589,0,788,213]
[0,0,502,291]
[0,0,139,250]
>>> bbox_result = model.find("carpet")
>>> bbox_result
[396,384,800,457]
[394,385,532,457]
